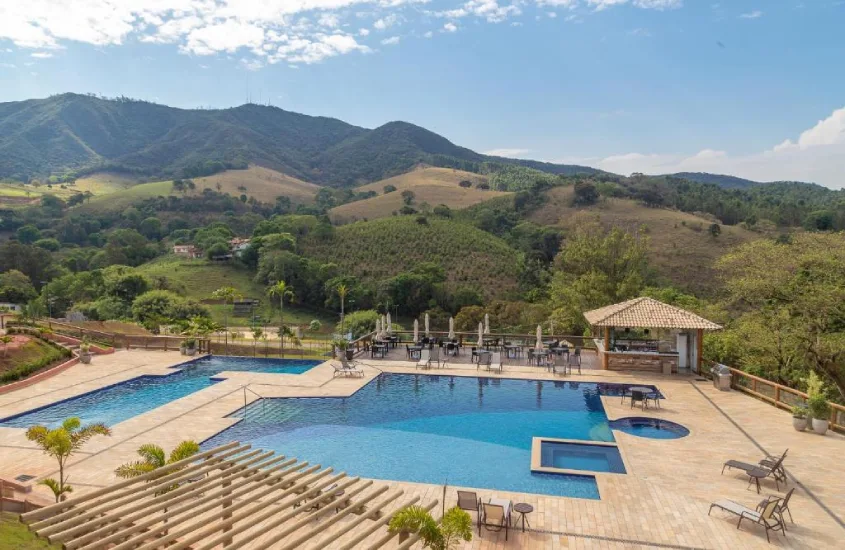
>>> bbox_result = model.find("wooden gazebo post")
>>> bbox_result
[696,328,704,375]
[602,327,610,370]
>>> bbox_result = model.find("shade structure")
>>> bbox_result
[583,297,722,331]
[484,313,490,335]
[386,312,392,334]
[535,325,543,350]
[424,313,430,337]
[20,442,437,550]
[448,317,455,339]
[413,319,419,342]
[477,322,484,347]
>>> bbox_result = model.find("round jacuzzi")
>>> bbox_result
[609,417,690,439]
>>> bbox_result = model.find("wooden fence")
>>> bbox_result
[43,320,211,353]
[703,361,845,432]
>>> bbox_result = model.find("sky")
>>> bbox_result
[0,1,843,187]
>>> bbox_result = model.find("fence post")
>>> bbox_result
[775,386,780,406]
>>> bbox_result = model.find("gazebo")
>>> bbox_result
[584,297,722,374]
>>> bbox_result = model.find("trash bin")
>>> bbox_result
[711,364,732,391]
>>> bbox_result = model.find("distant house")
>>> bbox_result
[173,244,201,258]
[229,238,251,257]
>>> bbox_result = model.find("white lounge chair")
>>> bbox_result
[416,349,431,369]
[487,352,503,373]
[709,498,785,542]
[332,359,363,378]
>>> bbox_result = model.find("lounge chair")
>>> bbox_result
[416,349,431,369]
[722,451,787,492]
[332,360,364,378]
[487,352,503,373]
[757,488,795,529]
[479,499,511,540]
[457,490,480,519]
[709,498,785,543]
[429,347,443,368]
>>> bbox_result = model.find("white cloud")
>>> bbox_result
[435,1,522,24]
[240,58,264,71]
[566,106,845,188]
[319,14,341,28]
[585,0,682,10]
[373,14,400,30]
[484,148,531,157]
[359,28,370,36]
[443,22,458,32]
[423,30,434,38]
[548,12,558,18]
[381,35,400,45]
[739,10,763,19]
[627,27,651,37]
[0,62,16,69]
[30,51,53,58]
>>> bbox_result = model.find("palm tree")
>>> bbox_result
[337,284,349,335]
[211,287,242,354]
[267,281,294,357]
[115,441,200,490]
[26,417,111,502]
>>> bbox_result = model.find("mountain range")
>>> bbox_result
[0,93,808,188]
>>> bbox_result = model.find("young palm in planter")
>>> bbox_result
[79,338,93,364]
[791,406,809,431]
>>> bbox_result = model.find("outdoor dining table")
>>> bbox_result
[529,349,549,366]
[551,347,570,361]
[371,343,388,359]
[626,386,659,408]
[408,345,423,359]
[503,344,522,359]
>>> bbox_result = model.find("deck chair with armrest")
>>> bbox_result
[722,451,787,492]
[487,352,503,373]
[415,349,431,369]
[479,501,511,541]
[457,490,480,519]
[709,497,785,543]
[757,487,795,529]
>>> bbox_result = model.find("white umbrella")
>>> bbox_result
[387,312,392,334]
[375,318,382,339]
[425,313,430,337]
[484,313,490,335]
[477,322,484,347]
[549,320,554,336]
[413,319,419,342]
[535,324,543,350]
[448,317,455,339]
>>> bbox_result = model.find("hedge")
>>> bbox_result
[0,331,74,384]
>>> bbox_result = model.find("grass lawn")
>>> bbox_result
[0,513,59,549]
[0,340,55,378]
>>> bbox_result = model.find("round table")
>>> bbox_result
[513,503,533,532]
[629,386,653,394]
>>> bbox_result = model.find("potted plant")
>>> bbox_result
[183,338,197,356]
[333,338,352,360]
[79,338,92,364]
[808,394,830,435]
[791,405,808,432]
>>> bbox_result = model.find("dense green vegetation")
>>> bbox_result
[0,334,72,384]
[0,513,59,549]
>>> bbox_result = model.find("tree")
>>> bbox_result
[708,223,721,238]
[458,180,472,188]
[267,281,294,355]
[549,216,649,333]
[26,417,111,502]
[383,184,397,194]
[16,224,41,244]
[0,269,37,304]
[342,310,379,338]
[132,290,209,331]
[115,441,200,490]
[211,286,242,354]
[139,217,162,240]
[572,180,599,206]
[401,190,416,205]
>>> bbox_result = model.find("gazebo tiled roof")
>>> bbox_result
[583,297,722,331]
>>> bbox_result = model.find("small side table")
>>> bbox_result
[513,502,533,532]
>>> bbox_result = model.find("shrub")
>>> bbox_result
[383,184,397,194]
[0,338,72,384]
[808,394,830,420]
[342,310,379,338]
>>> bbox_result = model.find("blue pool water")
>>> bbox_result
[0,357,318,428]
[609,417,690,439]
[204,375,659,499]
[540,441,627,474]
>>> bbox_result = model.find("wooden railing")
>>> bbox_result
[704,361,845,432]
[387,331,594,349]
[42,320,211,353]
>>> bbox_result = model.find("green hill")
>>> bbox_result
[0,94,604,186]
[300,217,522,298]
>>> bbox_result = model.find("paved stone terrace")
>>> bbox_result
[0,350,842,549]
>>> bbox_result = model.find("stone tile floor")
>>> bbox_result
[0,350,842,549]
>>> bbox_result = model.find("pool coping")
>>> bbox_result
[530,437,629,478]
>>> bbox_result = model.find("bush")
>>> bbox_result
[0,338,72,384]
[342,310,379,338]
[808,394,830,420]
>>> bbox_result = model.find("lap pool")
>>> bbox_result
[0,357,319,428]
[203,374,660,499]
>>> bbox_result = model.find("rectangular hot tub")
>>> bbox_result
[531,438,627,475]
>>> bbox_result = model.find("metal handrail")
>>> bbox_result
[241,385,267,420]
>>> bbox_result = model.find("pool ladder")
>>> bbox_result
[241,385,267,421]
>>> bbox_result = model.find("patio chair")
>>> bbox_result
[471,346,479,363]
[430,347,443,368]
[479,500,511,540]
[333,360,364,378]
[416,349,432,369]
[457,490,480,519]
[757,488,795,529]
[572,347,582,365]
[709,498,785,543]
[722,451,787,492]
[630,389,647,409]
[487,352,503,373]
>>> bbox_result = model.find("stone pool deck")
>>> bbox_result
[0,350,842,549]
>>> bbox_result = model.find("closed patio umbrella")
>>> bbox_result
[477,322,484,347]
[375,318,382,339]
[413,319,419,342]
[484,313,490,335]
[549,320,554,336]
[448,317,455,339]
[425,313,430,337]
[387,312,392,334]
[535,324,543,350]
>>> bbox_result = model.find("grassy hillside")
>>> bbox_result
[301,216,521,298]
[0,513,58,549]
[79,180,174,213]
[531,187,763,295]
[330,167,507,223]
[189,166,320,204]
[0,172,143,208]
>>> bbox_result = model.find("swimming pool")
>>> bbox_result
[204,374,660,499]
[0,357,319,428]
[609,417,690,439]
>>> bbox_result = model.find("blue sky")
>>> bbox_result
[0,1,843,186]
